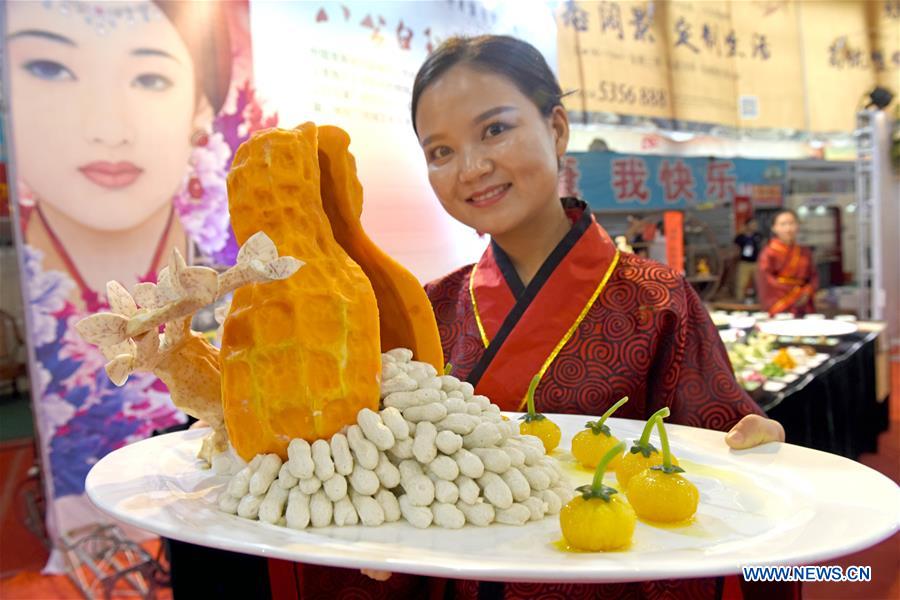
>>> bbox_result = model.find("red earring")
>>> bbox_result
[190,129,209,147]
[187,130,209,201]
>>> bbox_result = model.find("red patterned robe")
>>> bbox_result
[425,199,764,600]
[756,238,818,316]
[271,199,782,600]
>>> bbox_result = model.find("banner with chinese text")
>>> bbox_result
[732,0,805,130]
[563,151,787,211]
[872,0,900,99]
[800,0,877,132]
[557,0,672,121]
[665,0,738,127]
[557,0,899,133]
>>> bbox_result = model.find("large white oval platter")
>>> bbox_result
[85,414,899,583]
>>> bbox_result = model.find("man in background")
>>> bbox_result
[734,219,762,301]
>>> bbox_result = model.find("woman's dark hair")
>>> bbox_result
[155,0,233,114]
[772,208,798,223]
[411,35,563,135]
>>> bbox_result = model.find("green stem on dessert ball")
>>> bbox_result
[599,396,629,427]
[576,441,627,501]
[587,396,629,436]
[524,374,542,419]
[443,363,453,376]
[653,414,684,474]
[639,407,670,446]
[592,441,625,490]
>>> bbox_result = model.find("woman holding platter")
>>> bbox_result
[272,35,789,600]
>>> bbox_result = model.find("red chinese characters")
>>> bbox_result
[611,158,650,203]
[658,159,695,204]
[705,160,736,202]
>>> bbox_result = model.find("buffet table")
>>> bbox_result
[746,324,889,460]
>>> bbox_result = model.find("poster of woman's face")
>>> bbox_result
[3,0,272,552]
[8,1,204,235]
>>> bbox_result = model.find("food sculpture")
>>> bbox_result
[518,375,562,453]
[615,407,680,489]
[75,233,302,462]
[222,124,382,460]
[77,122,703,536]
[221,349,574,529]
[316,126,444,372]
[571,396,628,470]
[560,442,636,551]
[76,122,574,530]
[625,416,699,523]
[560,412,701,551]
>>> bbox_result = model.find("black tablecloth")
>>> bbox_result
[152,419,272,599]
[750,331,889,460]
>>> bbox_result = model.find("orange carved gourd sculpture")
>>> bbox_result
[317,125,444,372]
[222,123,381,460]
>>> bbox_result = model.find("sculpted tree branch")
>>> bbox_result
[75,232,302,462]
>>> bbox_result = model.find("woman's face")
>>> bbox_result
[415,65,568,239]
[772,212,798,244]
[7,1,209,232]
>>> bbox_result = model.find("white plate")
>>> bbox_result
[711,314,756,331]
[719,329,742,344]
[758,319,858,338]
[85,416,899,584]
[728,316,757,330]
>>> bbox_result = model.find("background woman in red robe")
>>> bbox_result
[757,209,819,316]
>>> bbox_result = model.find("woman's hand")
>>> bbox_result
[189,420,209,430]
[725,414,785,449]
[361,569,392,581]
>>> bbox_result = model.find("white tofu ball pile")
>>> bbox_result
[219,349,572,529]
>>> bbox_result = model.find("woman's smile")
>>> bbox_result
[78,161,144,189]
[467,183,511,208]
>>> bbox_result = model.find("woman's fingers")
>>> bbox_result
[361,569,393,582]
[725,414,785,449]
